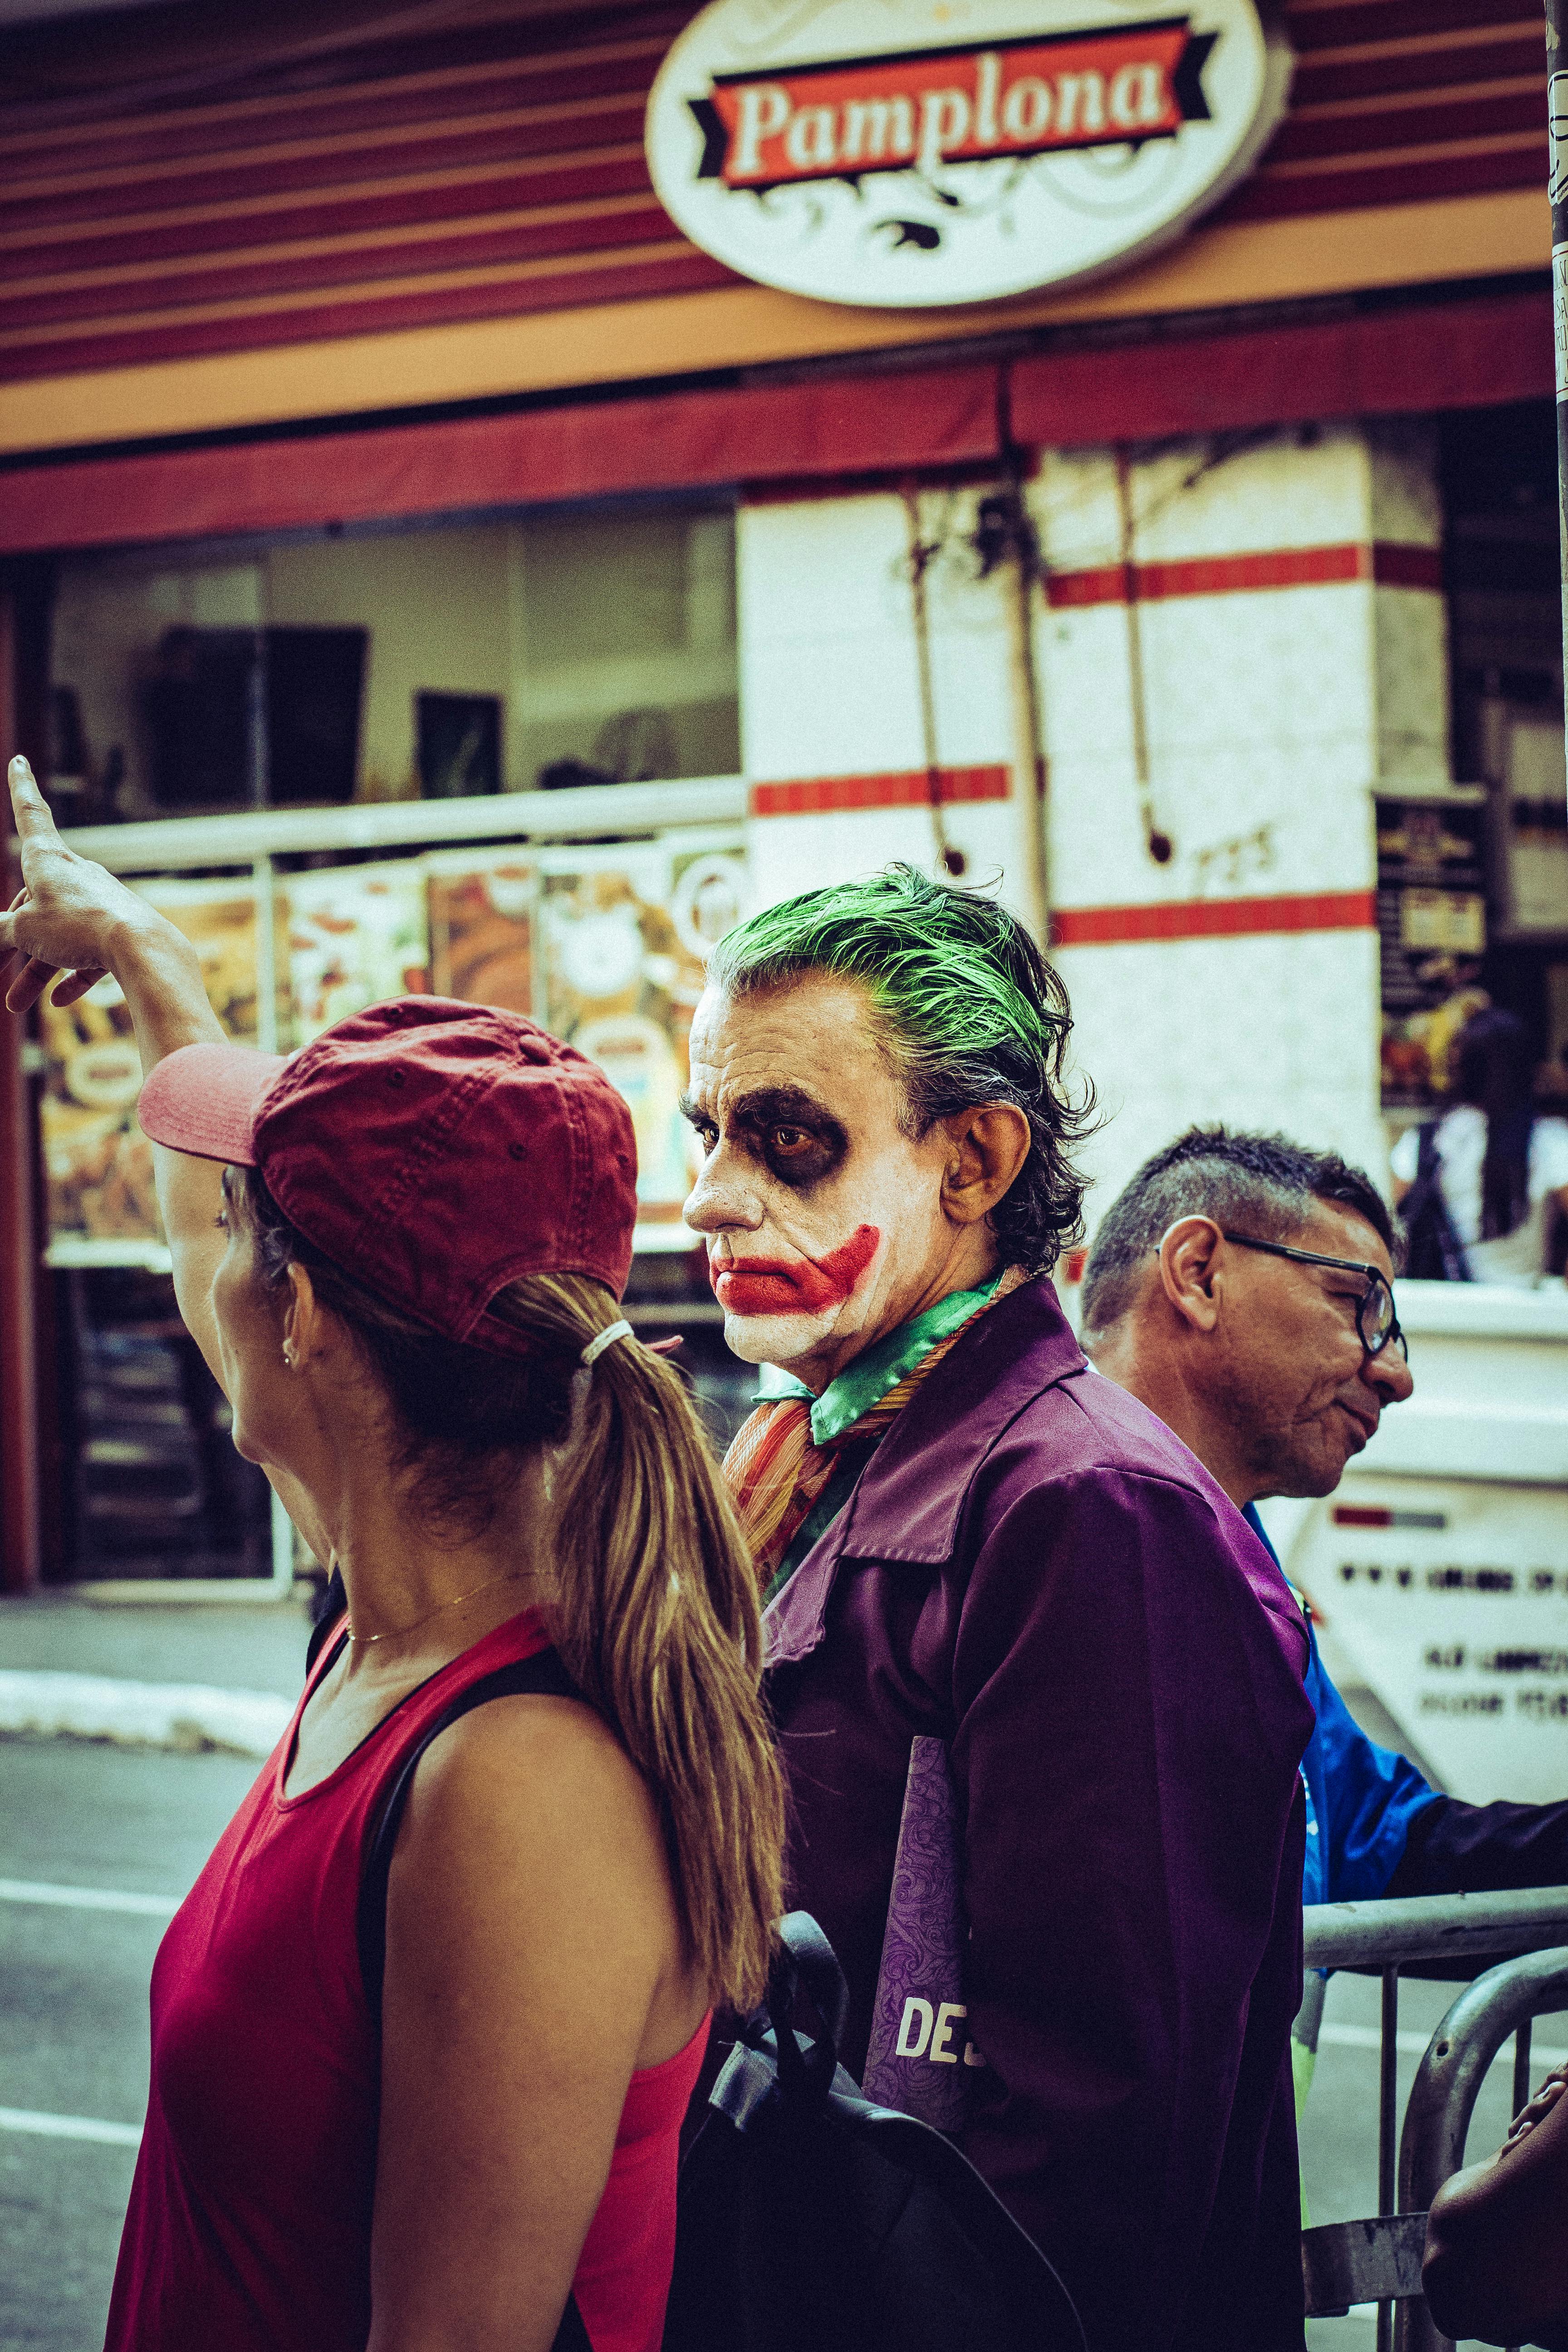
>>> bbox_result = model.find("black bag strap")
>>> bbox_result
[355,1645,590,2352]
[763,1908,852,2107]
[355,1646,582,2029]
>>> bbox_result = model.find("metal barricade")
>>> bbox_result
[1396,1946,1568,2352]
[1298,1890,1568,2347]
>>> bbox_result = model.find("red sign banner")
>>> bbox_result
[691,19,1216,189]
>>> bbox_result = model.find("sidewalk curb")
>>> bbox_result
[0,1670,292,1759]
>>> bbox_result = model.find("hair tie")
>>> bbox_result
[580,1318,633,1368]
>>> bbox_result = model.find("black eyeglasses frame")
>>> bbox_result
[1220,1231,1407,1361]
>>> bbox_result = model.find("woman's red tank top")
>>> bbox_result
[103,1606,708,2352]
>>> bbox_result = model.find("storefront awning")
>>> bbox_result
[0,362,1002,552]
[0,285,1551,556]
[1009,289,1555,448]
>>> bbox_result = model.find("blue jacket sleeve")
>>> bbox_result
[1302,1624,1440,1903]
[1244,1504,1439,1905]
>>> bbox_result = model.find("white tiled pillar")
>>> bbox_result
[1034,421,1444,1222]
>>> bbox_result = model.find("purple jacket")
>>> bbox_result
[764,1276,1314,2352]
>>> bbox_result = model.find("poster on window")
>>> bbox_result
[1375,792,1489,1109]
[281,859,431,1048]
[426,850,539,1017]
[539,835,745,1224]
[40,878,260,1243]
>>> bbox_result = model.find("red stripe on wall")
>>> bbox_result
[749,766,1010,818]
[1045,542,1440,609]
[1052,890,1377,946]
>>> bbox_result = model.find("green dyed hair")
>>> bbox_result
[707,864,1092,1272]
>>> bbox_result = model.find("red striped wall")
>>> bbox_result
[739,769,1380,942]
[1051,891,1378,946]
[749,767,1009,819]
[1045,542,1443,609]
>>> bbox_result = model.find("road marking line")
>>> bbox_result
[1318,2022,1568,2068]
[0,2106,141,2146]
[0,1877,179,1917]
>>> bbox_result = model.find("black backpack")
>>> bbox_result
[1399,1119,1471,1282]
[667,1910,1087,2352]
[357,1656,1087,2352]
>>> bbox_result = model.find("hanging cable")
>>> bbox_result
[1114,447,1174,867]
[902,487,965,879]
[971,421,1050,943]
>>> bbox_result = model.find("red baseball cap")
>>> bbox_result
[137,998,638,1354]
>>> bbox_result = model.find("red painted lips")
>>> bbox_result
[710,1224,880,1316]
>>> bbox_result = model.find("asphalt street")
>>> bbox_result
[1,1720,1562,2352]
[0,1735,260,2352]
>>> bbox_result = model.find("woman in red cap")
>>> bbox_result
[0,757,784,2352]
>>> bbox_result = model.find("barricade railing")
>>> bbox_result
[1396,1946,1568,2352]
[1298,1890,1568,2350]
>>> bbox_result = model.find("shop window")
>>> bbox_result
[513,507,738,790]
[134,624,367,811]
[49,555,264,824]
[46,500,738,821]
[1379,402,1568,1126]
[34,504,741,1587]
[51,1268,272,1584]
[1447,407,1568,1073]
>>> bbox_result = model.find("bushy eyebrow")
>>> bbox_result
[681,1083,839,1130]
[738,1086,838,1129]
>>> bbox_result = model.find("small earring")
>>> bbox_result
[282,1343,296,1367]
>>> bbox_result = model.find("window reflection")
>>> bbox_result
[47,499,739,819]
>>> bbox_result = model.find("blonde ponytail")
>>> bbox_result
[487,1274,785,2011]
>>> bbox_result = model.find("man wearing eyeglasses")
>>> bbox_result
[1082,1127,1568,1919]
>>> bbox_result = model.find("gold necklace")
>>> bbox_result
[346,1566,530,1646]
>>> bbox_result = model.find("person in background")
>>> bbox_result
[1392,1005,1568,1284]
[684,867,1315,2352]
[1423,2057,1568,2347]
[1082,1127,1568,1921]
[0,755,784,2352]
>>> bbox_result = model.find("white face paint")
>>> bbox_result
[681,976,1000,1393]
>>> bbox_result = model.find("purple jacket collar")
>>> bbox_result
[767,1274,1086,1669]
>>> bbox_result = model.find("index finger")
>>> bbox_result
[8,756,62,848]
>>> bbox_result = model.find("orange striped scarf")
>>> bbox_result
[722,1265,1027,1590]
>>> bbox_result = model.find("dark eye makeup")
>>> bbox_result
[760,1123,840,1187]
[680,1087,848,1190]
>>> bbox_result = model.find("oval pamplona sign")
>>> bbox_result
[647,0,1289,309]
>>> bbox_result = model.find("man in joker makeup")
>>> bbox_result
[683,868,1315,2352]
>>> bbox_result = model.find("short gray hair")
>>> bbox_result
[1080,1126,1395,1335]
